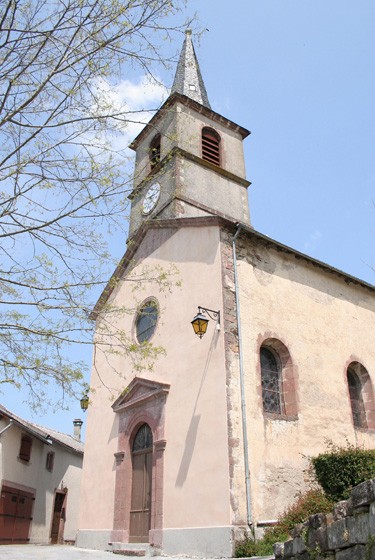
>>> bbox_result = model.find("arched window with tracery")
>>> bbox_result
[201,127,221,166]
[132,423,153,452]
[346,362,373,428]
[347,368,367,428]
[259,338,298,418]
[260,346,283,414]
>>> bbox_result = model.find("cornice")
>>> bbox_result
[129,146,251,200]
[129,92,250,151]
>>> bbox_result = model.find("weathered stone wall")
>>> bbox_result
[234,227,375,523]
[274,479,375,559]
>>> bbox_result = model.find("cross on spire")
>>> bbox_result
[171,29,211,109]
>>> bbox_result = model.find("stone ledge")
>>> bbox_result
[273,478,375,559]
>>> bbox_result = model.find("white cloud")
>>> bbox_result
[91,76,169,153]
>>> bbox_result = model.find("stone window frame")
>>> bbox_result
[149,134,161,170]
[258,337,298,420]
[346,361,375,431]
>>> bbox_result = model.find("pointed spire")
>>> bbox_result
[171,29,211,109]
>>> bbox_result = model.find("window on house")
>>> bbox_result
[347,367,367,429]
[260,347,283,414]
[202,127,221,166]
[149,134,161,169]
[46,451,55,472]
[19,435,32,462]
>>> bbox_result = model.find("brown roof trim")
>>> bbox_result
[130,146,251,200]
[129,92,250,151]
[90,216,225,320]
[233,223,375,293]
[91,216,374,320]
[0,404,84,455]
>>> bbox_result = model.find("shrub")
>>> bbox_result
[235,489,333,557]
[311,443,375,502]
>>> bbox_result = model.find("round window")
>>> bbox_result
[136,300,158,343]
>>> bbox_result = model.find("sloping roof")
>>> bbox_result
[171,29,211,108]
[0,404,84,455]
[90,215,374,320]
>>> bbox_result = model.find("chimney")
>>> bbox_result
[73,419,83,441]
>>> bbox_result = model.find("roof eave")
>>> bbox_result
[234,222,375,292]
[129,92,250,151]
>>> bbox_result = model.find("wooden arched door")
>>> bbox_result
[129,424,153,543]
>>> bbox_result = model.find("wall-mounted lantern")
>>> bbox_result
[80,394,89,412]
[191,306,221,339]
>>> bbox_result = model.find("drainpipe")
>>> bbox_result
[0,419,13,436]
[232,223,253,529]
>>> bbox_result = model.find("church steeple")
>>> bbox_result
[128,31,251,239]
[171,29,211,109]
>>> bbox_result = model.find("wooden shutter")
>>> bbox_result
[19,436,32,462]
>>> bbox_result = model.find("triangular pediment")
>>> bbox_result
[112,377,170,413]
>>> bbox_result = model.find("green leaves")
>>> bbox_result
[235,490,334,557]
[311,443,375,502]
[0,0,187,410]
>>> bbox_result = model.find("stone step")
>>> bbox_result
[110,543,152,557]
[112,551,146,557]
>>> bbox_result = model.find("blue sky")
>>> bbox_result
[2,1,374,437]
[189,0,374,282]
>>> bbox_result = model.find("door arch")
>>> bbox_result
[111,378,169,547]
[129,424,153,543]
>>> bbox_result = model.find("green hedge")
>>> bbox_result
[311,443,375,502]
[236,444,375,557]
[235,489,333,557]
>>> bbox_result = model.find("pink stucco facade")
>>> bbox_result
[78,224,236,555]
[77,32,375,557]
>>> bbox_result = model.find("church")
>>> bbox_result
[77,31,375,557]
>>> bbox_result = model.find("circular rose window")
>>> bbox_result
[136,300,158,343]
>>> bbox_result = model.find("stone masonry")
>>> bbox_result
[274,479,375,560]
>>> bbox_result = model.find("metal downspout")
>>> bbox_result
[233,223,252,528]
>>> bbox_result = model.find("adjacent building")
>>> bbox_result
[77,31,375,557]
[0,404,83,545]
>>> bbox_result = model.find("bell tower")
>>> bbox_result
[128,30,251,240]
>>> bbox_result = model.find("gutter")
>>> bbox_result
[0,419,13,436]
[233,223,252,528]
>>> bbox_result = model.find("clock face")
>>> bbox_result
[142,182,160,215]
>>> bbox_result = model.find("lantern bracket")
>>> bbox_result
[191,306,221,338]
[197,306,220,325]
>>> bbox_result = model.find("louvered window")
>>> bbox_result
[19,435,32,462]
[202,127,221,166]
[150,134,161,169]
[348,368,367,428]
[260,347,283,414]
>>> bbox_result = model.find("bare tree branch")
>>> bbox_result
[0,0,187,410]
